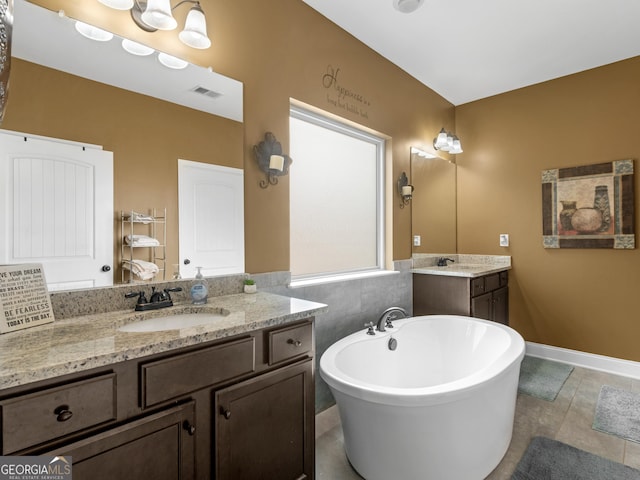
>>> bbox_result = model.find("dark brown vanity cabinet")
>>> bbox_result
[215,359,314,480]
[46,401,196,480]
[413,271,509,325]
[0,318,315,480]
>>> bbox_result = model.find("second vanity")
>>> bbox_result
[0,290,327,480]
[412,254,511,325]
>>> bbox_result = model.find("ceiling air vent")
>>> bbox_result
[190,86,223,99]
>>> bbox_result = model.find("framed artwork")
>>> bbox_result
[542,160,634,249]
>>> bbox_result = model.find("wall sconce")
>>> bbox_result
[398,171,414,208]
[253,132,293,188]
[433,128,463,154]
[97,0,211,50]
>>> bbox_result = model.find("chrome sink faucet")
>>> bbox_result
[376,307,408,332]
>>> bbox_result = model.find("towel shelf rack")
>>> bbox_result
[120,209,167,284]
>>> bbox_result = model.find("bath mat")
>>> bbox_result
[593,385,640,443]
[518,355,574,401]
[512,436,640,480]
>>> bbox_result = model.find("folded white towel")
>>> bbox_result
[124,235,160,247]
[123,259,159,280]
[129,211,154,224]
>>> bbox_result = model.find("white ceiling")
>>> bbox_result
[302,0,640,105]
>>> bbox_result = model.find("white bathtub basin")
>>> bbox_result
[119,312,226,332]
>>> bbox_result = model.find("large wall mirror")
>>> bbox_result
[410,148,457,254]
[1,0,244,289]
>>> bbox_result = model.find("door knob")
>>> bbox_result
[220,407,231,419]
[101,265,111,272]
[183,259,191,265]
[183,421,196,436]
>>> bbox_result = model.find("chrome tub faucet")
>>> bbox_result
[376,307,408,332]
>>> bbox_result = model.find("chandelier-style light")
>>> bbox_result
[98,0,211,50]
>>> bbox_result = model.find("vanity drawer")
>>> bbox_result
[141,336,256,408]
[268,321,313,365]
[484,273,501,292]
[0,373,116,454]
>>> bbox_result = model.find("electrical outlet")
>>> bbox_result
[499,234,509,247]
[413,235,421,247]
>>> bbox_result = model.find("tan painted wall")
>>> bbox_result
[21,0,454,274]
[455,57,640,361]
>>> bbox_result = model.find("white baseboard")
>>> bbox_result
[526,342,640,380]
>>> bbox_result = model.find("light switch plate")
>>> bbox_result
[499,234,509,247]
[413,235,421,246]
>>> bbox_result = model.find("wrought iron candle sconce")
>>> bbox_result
[253,132,292,188]
[398,171,413,208]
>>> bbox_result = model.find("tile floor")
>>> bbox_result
[315,364,640,479]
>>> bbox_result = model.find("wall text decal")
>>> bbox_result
[322,65,370,119]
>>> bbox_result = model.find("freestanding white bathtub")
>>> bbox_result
[319,314,525,480]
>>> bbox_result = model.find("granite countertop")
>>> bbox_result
[0,292,327,390]
[411,254,511,278]
[412,264,511,278]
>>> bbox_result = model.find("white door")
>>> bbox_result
[178,160,244,278]
[0,130,114,291]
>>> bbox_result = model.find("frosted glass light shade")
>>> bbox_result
[98,0,134,10]
[141,0,177,30]
[75,21,114,42]
[449,137,463,154]
[178,4,211,49]
[122,39,155,56]
[158,52,188,69]
[434,128,449,150]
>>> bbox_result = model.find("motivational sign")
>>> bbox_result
[0,264,55,333]
[322,65,371,119]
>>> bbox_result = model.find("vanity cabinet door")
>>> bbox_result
[492,286,509,325]
[215,358,314,480]
[47,401,196,480]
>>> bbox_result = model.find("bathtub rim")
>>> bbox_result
[319,314,525,407]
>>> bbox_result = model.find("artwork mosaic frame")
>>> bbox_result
[542,160,635,249]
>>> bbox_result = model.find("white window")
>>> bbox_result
[289,105,385,282]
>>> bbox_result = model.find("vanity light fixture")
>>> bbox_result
[157,52,189,69]
[98,0,211,50]
[121,38,155,56]
[433,128,463,154]
[253,132,293,189]
[398,171,414,209]
[74,21,114,42]
[410,146,437,159]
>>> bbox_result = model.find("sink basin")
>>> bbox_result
[119,312,226,333]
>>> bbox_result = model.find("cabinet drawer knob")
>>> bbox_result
[287,338,302,347]
[54,405,73,422]
[183,421,196,436]
[221,407,232,420]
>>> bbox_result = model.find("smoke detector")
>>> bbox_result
[393,0,424,13]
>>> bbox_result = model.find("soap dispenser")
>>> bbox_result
[190,267,208,305]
